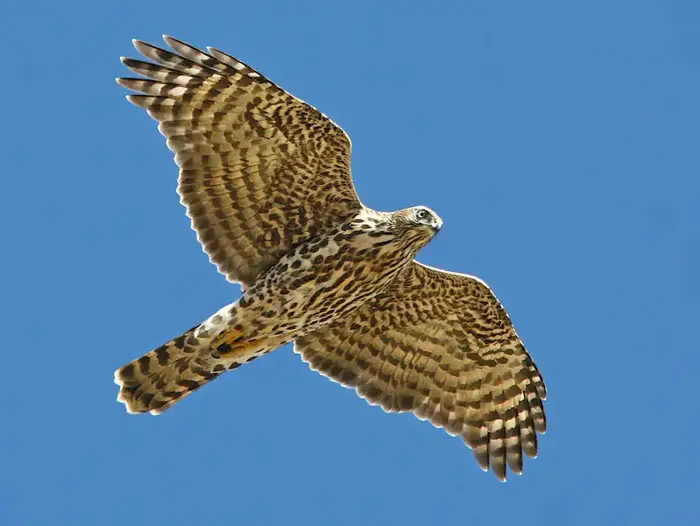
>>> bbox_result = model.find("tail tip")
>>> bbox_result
[114,367,142,414]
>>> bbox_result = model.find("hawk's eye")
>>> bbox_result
[415,209,430,222]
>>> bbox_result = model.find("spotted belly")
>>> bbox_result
[218,228,409,343]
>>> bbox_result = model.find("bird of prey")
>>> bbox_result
[114,35,547,481]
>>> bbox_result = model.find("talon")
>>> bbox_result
[212,329,244,353]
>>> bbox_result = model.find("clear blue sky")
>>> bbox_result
[2,1,698,524]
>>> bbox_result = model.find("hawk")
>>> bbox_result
[114,35,547,481]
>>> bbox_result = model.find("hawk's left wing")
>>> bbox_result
[294,261,547,481]
[117,36,362,287]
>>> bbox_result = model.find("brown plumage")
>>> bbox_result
[114,35,547,481]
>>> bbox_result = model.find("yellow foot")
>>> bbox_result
[221,340,261,357]
[211,328,244,354]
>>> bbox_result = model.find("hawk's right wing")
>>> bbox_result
[118,36,362,286]
[295,261,547,481]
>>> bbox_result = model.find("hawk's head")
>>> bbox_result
[391,206,443,252]
[409,206,442,233]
